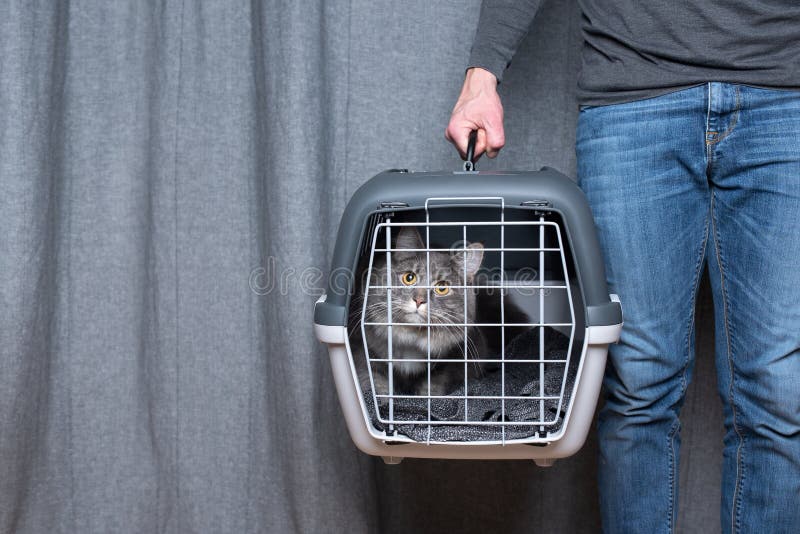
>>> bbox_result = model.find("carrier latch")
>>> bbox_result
[521,200,552,208]
[378,201,409,209]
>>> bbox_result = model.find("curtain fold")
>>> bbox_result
[0,1,722,532]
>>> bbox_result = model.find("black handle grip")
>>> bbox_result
[464,130,477,171]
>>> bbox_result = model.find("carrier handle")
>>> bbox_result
[463,129,477,171]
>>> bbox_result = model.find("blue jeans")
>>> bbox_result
[577,82,800,533]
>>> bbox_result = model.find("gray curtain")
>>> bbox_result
[0,1,723,532]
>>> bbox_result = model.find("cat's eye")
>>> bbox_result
[400,271,417,286]
[433,281,450,296]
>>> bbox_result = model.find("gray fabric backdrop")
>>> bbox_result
[0,1,723,532]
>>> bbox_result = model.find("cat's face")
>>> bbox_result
[362,227,484,356]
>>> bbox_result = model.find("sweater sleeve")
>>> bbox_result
[467,0,544,83]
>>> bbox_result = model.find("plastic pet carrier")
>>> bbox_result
[314,147,622,466]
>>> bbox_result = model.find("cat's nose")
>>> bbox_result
[414,295,426,308]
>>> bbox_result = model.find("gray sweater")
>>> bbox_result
[468,0,800,106]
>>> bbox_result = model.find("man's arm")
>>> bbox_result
[446,0,542,160]
[467,0,543,84]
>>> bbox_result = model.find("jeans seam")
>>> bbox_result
[667,419,680,534]
[707,85,741,146]
[710,190,746,534]
[667,209,710,533]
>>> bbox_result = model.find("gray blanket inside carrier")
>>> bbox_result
[365,329,576,442]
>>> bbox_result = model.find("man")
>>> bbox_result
[445,1,800,532]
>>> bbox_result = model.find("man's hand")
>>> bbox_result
[445,67,505,161]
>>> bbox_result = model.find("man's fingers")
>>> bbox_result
[484,125,505,159]
[445,119,504,161]
[473,129,487,161]
[451,127,485,161]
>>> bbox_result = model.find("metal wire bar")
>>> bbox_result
[363,321,572,327]
[385,221,394,432]
[378,419,562,427]
[424,196,505,210]
[374,247,561,252]
[375,394,560,400]
[553,222,577,433]
[500,205,506,444]
[376,220,559,228]
[463,225,469,425]
[367,358,568,363]
[360,218,383,430]
[425,209,432,444]
[539,217,545,434]
[368,284,567,289]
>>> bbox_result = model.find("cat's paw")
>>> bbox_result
[374,374,391,406]
[418,376,451,398]
[360,370,390,406]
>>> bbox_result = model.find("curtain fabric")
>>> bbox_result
[0,1,722,532]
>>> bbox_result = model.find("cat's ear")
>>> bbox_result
[453,242,484,279]
[394,226,424,252]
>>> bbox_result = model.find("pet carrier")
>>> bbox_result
[314,145,622,466]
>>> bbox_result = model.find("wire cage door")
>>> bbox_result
[359,197,579,445]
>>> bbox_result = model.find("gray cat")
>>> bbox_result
[349,226,485,402]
